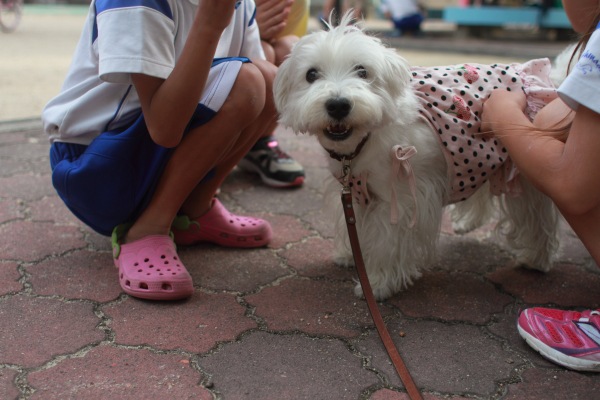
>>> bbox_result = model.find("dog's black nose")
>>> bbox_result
[325,98,351,120]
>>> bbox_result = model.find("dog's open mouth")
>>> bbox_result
[324,124,353,141]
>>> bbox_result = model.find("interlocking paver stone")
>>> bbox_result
[28,195,82,226]
[486,310,557,369]
[0,198,24,223]
[27,346,212,400]
[262,213,313,249]
[282,237,356,280]
[199,331,378,399]
[28,250,120,302]
[233,184,323,216]
[488,263,600,307]
[181,246,285,293]
[0,173,54,201]
[0,261,22,295]
[389,271,514,323]
[0,295,103,368]
[503,368,600,399]
[247,278,378,337]
[436,235,513,273]
[355,319,524,396]
[0,369,19,400]
[370,389,470,400]
[0,220,85,262]
[103,292,256,353]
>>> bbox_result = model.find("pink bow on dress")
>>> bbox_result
[390,145,418,226]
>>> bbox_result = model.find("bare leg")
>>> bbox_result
[179,59,278,217]
[559,206,600,266]
[125,62,272,243]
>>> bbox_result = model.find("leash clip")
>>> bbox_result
[340,158,352,194]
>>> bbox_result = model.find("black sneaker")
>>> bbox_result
[239,136,305,188]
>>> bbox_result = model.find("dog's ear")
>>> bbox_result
[273,57,293,120]
[379,48,412,100]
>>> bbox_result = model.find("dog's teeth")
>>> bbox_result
[327,124,350,134]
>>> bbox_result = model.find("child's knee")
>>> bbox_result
[227,63,267,120]
[250,59,278,114]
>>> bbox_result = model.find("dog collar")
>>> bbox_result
[325,133,371,162]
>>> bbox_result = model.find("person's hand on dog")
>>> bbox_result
[481,89,527,134]
[483,89,573,142]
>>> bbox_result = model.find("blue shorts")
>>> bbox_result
[393,13,423,33]
[50,58,248,236]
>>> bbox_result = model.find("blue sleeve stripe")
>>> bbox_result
[249,6,256,27]
[212,57,251,67]
[95,0,173,19]
[92,0,172,43]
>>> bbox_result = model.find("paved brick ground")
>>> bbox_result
[1,118,599,399]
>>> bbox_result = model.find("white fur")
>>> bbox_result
[274,14,560,300]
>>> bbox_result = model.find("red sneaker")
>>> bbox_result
[517,307,600,372]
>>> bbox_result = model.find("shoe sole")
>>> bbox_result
[517,324,600,372]
[238,159,304,188]
[174,230,271,248]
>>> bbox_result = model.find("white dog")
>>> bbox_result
[274,14,561,300]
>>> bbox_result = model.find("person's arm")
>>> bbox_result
[531,96,573,135]
[132,0,237,148]
[482,90,600,216]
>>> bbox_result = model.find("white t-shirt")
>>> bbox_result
[379,0,420,20]
[42,0,265,145]
[558,23,600,114]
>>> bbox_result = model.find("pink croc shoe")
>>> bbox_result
[112,226,194,301]
[171,198,272,248]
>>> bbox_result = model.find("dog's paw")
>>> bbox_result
[353,282,394,301]
[451,218,478,234]
[517,260,554,273]
[450,208,487,234]
[334,253,355,267]
[515,248,555,273]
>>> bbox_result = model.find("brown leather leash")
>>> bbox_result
[339,159,423,400]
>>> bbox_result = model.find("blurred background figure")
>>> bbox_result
[379,0,425,37]
[320,0,366,26]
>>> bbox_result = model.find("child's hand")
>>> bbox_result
[481,89,527,134]
[255,0,294,41]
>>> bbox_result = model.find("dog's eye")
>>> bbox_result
[306,68,319,83]
[355,65,368,79]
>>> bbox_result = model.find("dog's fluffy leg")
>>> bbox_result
[449,182,495,234]
[497,176,559,272]
[328,180,443,300]
[353,200,440,299]
[351,180,445,300]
